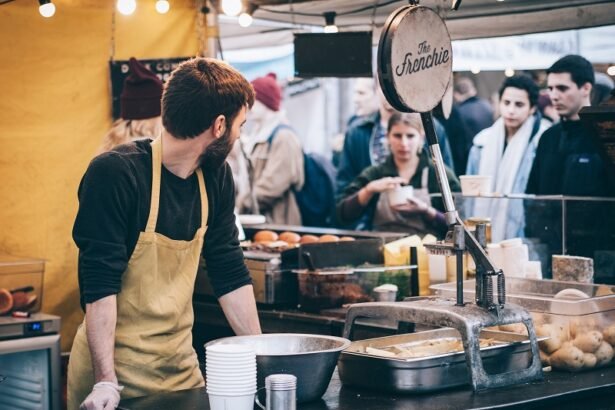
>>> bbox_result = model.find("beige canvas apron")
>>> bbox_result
[373,167,433,234]
[67,137,207,409]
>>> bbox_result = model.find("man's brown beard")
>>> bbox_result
[200,124,233,170]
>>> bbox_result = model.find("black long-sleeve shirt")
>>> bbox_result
[73,139,250,309]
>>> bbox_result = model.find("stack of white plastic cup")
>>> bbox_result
[205,344,257,410]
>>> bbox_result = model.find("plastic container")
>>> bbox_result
[0,254,45,314]
[431,278,615,372]
[296,267,415,312]
[459,175,492,196]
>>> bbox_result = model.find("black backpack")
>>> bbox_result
[267,125,337,227]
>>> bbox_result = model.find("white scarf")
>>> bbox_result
[242,109,288,154]
[473,115,536,242]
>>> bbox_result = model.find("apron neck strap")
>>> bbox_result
[195,169,208,228]
[146,137,163,233]
[421,166,429,188]
[147,137,209,232]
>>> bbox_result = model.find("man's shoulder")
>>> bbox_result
[202,161,233,191]
[537,123,562,144]
[95,139,151,164]
[345,113,378,142]
[85,140,151,182]
[349,112,378,130]
[273,125,302,143]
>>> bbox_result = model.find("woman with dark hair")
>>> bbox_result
[466,74,551,242]
[336,113,459,236]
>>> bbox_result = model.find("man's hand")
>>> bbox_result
[80,381,123,410]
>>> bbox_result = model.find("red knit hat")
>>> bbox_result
[251,73,282,111]
[120,57,164,120]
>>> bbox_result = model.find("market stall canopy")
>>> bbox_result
[219,0,615,50]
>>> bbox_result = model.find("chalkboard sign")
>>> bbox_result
[109,57,191,119]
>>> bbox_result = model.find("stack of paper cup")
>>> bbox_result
[205,344,257,410]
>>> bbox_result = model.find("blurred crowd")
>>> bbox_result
[101,54,615,270]
[236,55,614,233]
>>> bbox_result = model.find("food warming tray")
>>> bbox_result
[338,328,544,393]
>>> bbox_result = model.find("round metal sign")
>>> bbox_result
[378,5,453,113]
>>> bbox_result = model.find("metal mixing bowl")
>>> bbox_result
[204,333,350,403]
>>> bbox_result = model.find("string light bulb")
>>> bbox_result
[38,0,56,18]
[238,2,257,27]
[323,11,338,33]
[504,68,515,77]
[155,0,170,14]
[470,66,481,74]
[238,13,253,27]
[117,0,137,15]
[607,65,615,76]
[221,0,242,16]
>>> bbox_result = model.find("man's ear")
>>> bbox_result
[530,105,537,115]
[581,82,592,98]
[213,115,226,139]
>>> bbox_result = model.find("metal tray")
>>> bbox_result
[338,328,543,393]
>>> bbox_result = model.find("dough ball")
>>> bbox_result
[279,231,301,244]
[319,234,340,243]
[254,230,279,243]
[299,235,319,244]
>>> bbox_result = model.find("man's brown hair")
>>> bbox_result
[162,58,255,139]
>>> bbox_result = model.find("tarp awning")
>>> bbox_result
[219,0,615,50]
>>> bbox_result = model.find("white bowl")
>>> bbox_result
[387,185,414,206]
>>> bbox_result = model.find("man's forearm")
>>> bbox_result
[218,285,262,335]
[85,295,118,384]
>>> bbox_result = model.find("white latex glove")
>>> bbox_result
[80,381,124,410]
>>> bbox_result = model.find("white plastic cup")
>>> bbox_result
[206,383,256,392]
[206,355,256,361]
[206,357,255,364]
[206,343,255,355]
[208,392,255,410]
[387,185,414,206]
[459,175,492,196]
[206,361,254,368]
[206,387,256,394]
[206,374,257,382]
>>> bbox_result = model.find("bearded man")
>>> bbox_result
[68,58,262,410]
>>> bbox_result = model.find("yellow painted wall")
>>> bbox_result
[0,0,203,351]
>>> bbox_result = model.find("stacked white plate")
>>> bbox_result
[205,344,257,410]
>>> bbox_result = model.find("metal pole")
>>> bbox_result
[420,112,457,225]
